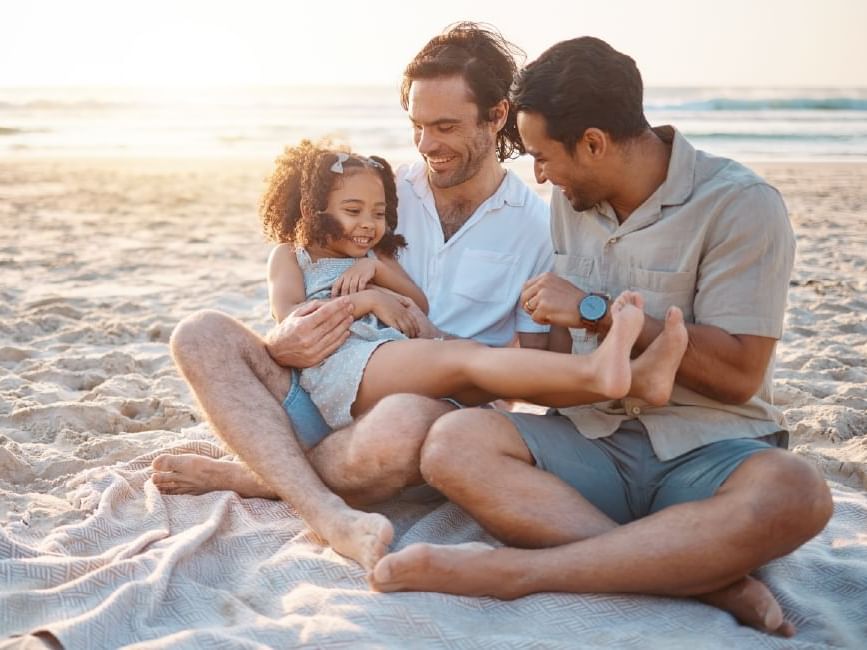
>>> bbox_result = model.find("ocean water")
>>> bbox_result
[1,85,866,164]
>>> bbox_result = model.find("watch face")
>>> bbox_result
[580,294,607,322]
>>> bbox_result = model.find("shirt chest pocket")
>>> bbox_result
[453,249,517,303]
[553,253,601,293]
[627,267,696,321]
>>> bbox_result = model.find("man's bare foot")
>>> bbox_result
[590,291,646,399]
[153,454,393,570]
[373,544,796,638]
[629,306,688,406]
[322,510,395,572]
[371,542,524,597]
[152,454,276,498]
[699,576,796,637]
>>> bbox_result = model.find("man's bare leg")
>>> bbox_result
[373,406,832,635]
[153,394,455,505]
[153,310,392,570]
[308,395,456,505]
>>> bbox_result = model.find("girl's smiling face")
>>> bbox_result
[317,169,387,258]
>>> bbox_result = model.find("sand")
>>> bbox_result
[0,157,866,645]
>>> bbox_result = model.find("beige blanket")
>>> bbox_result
[2,434,865,649]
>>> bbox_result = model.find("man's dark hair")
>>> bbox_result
[512,37,649,150]
[401,22,526,161]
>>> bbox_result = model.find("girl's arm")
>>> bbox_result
[373,254,429,314]
[331,253,429,314]
[268,245,411,331]
[267,244,308,323]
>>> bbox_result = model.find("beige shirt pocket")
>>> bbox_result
[627,267,696,321]
[553,253,601,292]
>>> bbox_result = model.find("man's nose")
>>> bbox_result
[416,127,436,154]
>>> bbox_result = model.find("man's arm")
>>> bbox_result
[616,314,775,405]
[520,272,773,405]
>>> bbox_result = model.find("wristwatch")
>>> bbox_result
[578,293,610,328]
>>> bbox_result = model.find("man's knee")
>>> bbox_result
[170,310,240,367]
[345,394,446,485]
[420,409,523,489]
[736,450,833,542]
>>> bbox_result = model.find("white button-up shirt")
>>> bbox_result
[395,162,553,347]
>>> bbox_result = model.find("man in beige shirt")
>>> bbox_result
[370,36,833,638]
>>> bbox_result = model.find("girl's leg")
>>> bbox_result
[352,293,649,416]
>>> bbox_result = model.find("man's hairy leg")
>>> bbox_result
[373,409,832,635]
[154,393,455,505]
[151,310,391,570]
[309,394,455,506]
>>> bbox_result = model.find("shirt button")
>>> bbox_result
[608,237,618,245]
[631,406,641,415]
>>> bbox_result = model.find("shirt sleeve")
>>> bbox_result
[515,205,555,334]
[694,182,795,338]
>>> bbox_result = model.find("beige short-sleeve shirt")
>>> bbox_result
[554,126,796,460]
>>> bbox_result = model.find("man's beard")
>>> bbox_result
[426,129,493,189]
[562,184,597,213]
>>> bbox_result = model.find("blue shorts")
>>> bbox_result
[281,373,468,449]
[282,370,332,449]
[504,412,788,525]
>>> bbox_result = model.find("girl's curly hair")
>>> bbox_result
[260,140,406,257]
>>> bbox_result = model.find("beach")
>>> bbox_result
[1,156,866,647]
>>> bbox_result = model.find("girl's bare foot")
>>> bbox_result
[629,306,688,406]
[589,291,646,399]
[152,454,275,498]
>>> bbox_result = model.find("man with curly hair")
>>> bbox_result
[151,23,553,571]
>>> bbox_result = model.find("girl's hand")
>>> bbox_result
[394,294,441,339]
[332,258,379,297]
[371,292,420,338]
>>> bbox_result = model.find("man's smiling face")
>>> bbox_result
[407,75,496,189]
[518,110,605,212]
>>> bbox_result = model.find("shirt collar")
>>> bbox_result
[654,125,696,207]
[594,125,696,233]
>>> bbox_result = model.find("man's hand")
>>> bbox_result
[520,273,587,329]
[331,258,379,297]
[265,298,354,368]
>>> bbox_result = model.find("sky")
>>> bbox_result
[2,0,865,88]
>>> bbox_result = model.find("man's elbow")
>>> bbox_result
[718,373,765,405]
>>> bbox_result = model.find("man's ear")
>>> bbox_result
[489,99,509,131]
[581,128,608,159]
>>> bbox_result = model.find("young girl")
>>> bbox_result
[261,141,683,430]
